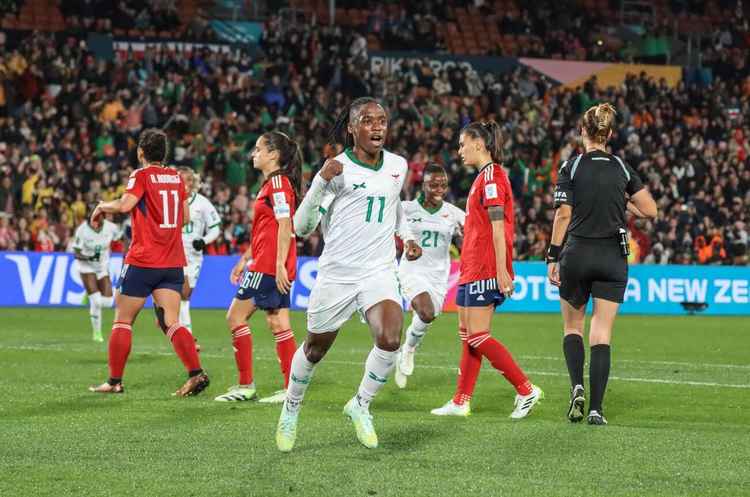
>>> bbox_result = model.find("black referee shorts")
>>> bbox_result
[559,236,628,309]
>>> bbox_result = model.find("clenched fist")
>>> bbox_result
[319,159,344,181]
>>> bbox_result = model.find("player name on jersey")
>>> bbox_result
[150,174,181,184]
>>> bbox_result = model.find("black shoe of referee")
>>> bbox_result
[587,410,608,425]
[567,384,585,423]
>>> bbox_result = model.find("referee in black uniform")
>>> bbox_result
[546,103,657,425]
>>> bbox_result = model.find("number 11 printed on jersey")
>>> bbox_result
[159,190,180,229]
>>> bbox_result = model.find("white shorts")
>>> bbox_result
[307,270,402,333]
[183,255,203,288]
[78,260,109,280]
[398,270,447,316]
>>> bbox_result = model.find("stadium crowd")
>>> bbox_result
[0,9,748,265]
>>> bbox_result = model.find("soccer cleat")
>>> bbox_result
[587,410,608,425]
[89,382,124,394]
[92,330,104,343]
[343,398,378,449]
[276,401,299,452]
[399,346,415,376]
[510,384,544,419]
[394,356,407,390]
[430,400,471,417]
[568,384,585,423]
[258,389,287,404]
[214,385,257,402]
[174,372,210,397]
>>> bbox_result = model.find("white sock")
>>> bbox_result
[180,300,191,329]
[405,313,429,350]
[285,345,316,413]
[89,292,102,334]
[356,346,397,410]
[100,296,114,308]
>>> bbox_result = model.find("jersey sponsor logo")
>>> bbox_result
[353,182,367,190]
[149,174,181,184]
[484,183,498,199]
[408,217,422,223]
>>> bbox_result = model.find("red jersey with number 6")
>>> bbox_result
[249,174,297,279]
[124,165,187,268]
[459,163,515,284]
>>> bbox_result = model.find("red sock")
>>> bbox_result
[108,322,132,381]
[273,329,297,388]
[453,327,482,405]
[468,331,532,395]
[167,324,202,373]
[231,325,253,385]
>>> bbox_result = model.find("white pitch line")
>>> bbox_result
[2,343,750,390]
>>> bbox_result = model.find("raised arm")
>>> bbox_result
[294,159,343,238]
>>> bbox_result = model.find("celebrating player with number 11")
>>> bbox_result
[88,129,209,397]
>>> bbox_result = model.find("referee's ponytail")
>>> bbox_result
[263,130,303,201]
[582,103,617,144]
[461,120,504,164]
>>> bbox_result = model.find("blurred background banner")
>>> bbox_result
[369,51,520,76]
[2,252,747,315]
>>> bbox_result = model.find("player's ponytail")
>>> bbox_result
[461,120,504,164]
[327,97,384,149]
[263,130,303,201]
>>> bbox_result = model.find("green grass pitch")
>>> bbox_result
[1,307,749,497]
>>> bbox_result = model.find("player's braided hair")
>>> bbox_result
[327,97,385,148]
[263,130,303,200]
[461,120,504,164]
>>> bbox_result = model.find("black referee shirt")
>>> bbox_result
[553,150,644,239]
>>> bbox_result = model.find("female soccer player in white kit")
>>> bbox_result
[394,164,465,389]
[72,213,122,342]
[275,97,421,451]
[177,167,221,331]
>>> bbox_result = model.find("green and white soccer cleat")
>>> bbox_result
[92,330,104,343]
[343,397,378,449]
[276,401,299,452]
[510,384,544,419]
[258,389,287,404]
[213,385,257,402]
[430,399,471,417]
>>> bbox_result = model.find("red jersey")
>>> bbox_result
[459,163,515,284]
[249,174,297,279]
[124,165,187,268]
